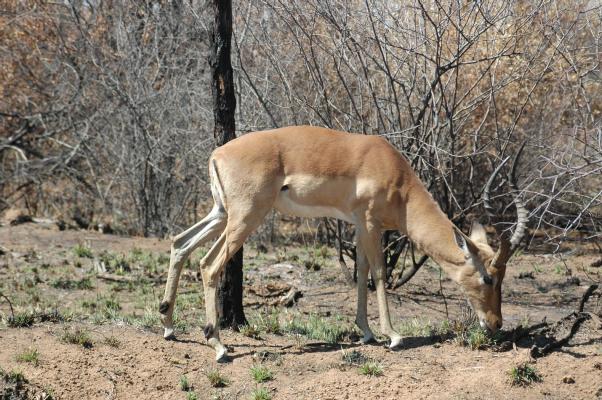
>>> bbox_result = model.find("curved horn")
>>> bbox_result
[483,156,510,221]
[508,142,529,250]
[484,143,529,268]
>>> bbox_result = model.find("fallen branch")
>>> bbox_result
[492,284,600,357]
[0,292,15,320]
[97,273,137,283]
[529,284,600,358]
[96,273,165,284]
[578,284,599,313]
[530,312,591,358]
[279,287,303,307]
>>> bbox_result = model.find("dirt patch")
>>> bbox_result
[0,223,601,399]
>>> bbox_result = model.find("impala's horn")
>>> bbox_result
[484,143,529,268]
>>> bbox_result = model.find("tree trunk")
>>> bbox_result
[209,0,247,329]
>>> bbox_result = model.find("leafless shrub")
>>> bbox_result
[1,0,599,252]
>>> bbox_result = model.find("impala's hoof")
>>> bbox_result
[163,328,175,341]
[388,335,403,349]
[215,348,229,363]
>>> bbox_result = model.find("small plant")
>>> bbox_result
[397,318,435,337]
[40,387,55,400]
[508,363,542,386]
[103,336,120,348]
[466,326,490,350]
[51,277,94,290]
[3,369,28,384]
[134,306,160,329]
[61,327,93,348]
[250,365,273,383]
[251,387,272,400]
[341,349,369,366]
[206,369,229,388]
[449,313,494,350]
[251,309,282,335]
[186,392,199,400]
[179,375,192,391]
[15,348,40,366]
[359,361,384,377]
[103,298,121,312]
[7,311,36,327]
[240,323,262,339]
[554,264,565,275]
[72,244,93,258]
[284,313,350,344]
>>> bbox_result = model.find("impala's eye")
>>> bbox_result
[483,276,493,285]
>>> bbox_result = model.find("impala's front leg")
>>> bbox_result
[371,261,402,348]
[358,226,403,349]
[355,247,375,344]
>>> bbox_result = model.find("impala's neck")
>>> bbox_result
[401,179,466,281]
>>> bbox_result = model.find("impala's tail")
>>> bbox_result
[210,158,227,214]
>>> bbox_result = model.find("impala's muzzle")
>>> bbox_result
[480,314,502,333]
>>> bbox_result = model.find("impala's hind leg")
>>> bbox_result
[160,205,226,339]
[200,208,269,362]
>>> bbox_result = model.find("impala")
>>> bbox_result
[159,126,527,361]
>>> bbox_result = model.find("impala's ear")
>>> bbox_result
[453,227,479,257]
[454,226,493,285]
[469,222,488,245]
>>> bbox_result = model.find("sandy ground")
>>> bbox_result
[0,223,601,399]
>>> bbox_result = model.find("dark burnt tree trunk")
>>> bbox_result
[209,0,247,329]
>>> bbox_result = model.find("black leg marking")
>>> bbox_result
[204,323,215,339]
[159,301,169,314]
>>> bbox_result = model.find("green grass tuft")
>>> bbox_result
[249,309,282,335]
[103,335,121,348]
[284,313,350,344]
[509,363,542,386]
[250,365,273,383]
[251,387,272,400]
[240,323,262,339]
[51,277,94,290]
[15,348,40,366]
[186,392,199,400]
[179,375,192,391]
[341,349,369,366]
[359,361,384,377]
[466,326,490,350]
[6,311,36,327]
[397,318,435,337]
[72,244,93,258]
[206,369,229,388]
[61,327,93,348]
[2,369,28,384]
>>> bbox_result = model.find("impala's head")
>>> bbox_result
[454,148,529,332]
[454,222,510,333]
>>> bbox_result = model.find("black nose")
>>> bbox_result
[496,321,502,330]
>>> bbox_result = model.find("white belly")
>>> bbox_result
[274,192,354,223]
